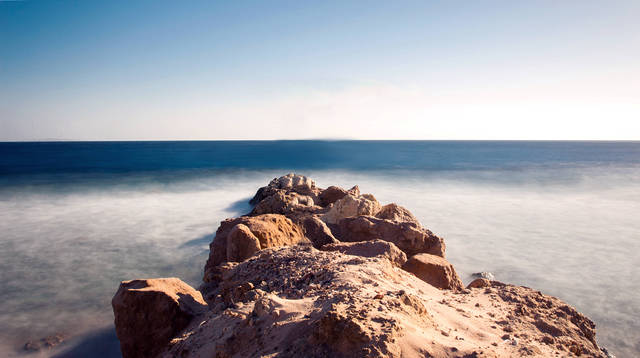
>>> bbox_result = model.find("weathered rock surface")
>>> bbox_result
[113,174,606,358]
[249,173,321,205]
[335,215,446,257]
[164,247,603,358]
[320,239,407,267]
[318,185,349,206]
[251,190,322,216]
[376,203,420,224]
[403,253,464,290]
[321,193,382,224]
[293,215,339,248]
[204,214,309,280]
[112,278,207,358]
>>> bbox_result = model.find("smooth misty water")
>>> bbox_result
[0,141,639,357]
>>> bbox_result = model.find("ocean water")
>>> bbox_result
[0,141,639,357]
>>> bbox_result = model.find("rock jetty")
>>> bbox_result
[112,174,607,357]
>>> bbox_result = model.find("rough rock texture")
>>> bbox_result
[321,193,382,224]
[335,215,446,257]
[113,174,606,358]
[204,214,309,279]
[226,224,261,262]
[468,278,492,289]
[403,253,464,290]
[320,239,407,267]
[164,247,603,358]
[251,190,322,216]
[376,203,420,224]
[112,278,207,358]
[293,215,339,248]
[318,185,349,206]
[250,173,321,205]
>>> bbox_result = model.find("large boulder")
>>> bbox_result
[204,214,310,280]
[375,203,419,225]
[112,278,207,358]
[318,186,349,206]
[251,190,321,216]
[335,216,445,257]
[226,224,261,262]
[320,239,407,267]
[250,173,320,205]
[321,194,382,225]
[293,215,339,248]
[402,253,463,290]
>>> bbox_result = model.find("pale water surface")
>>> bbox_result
[0,141,638,357]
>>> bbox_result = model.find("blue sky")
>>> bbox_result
[1,1,639,140]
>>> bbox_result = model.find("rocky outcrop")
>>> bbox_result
[321,193,382,224]
[204,214,310,280]
[293,215,339,248]
[249,173,321,206]
[112,278,207,358]
[320,239,407,267]
[318,185,349,206]
[251,190,322,216]
[113,174,606,358]
[402,253,464,290]
[375,203,420,225]
[335,215,446,257]
[166,247,602,357]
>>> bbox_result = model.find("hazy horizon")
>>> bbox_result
[2,1,639,141]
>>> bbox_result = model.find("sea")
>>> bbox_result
[0,141,638,357]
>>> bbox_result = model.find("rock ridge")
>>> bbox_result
[112,174,607,358]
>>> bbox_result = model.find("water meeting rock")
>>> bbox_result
[112,174,606,358]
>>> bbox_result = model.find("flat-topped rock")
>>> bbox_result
[402,253,464,290]
[112,278,207,358]
[204,214,310,279]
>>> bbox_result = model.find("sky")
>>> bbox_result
[1,0,639,141]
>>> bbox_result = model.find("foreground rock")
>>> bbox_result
[173,247,601,357]
[204,213,310,278]
[113,174,607,358]
[403,253,464,290]
[320,239,407,267]
[112,278,207,358]
[335,215,446,257]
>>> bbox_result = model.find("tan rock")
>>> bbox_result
[375,203,419,225]
[250,173,320,205]
[251,190,320,216]
[336,215,445,257]
[347,185,360,196]
[318,185,348,206]
[204,214,310,281]
[402,253,463,290]
[321,194,382,224]
[112,278,207,358]
[294,215,339,248]
[162,246,603,358]
[467,278,492,289]
[320,239,407,267]
[226,224,261,262]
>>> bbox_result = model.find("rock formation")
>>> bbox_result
[112,174,608,358]
[112,278,208,358]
